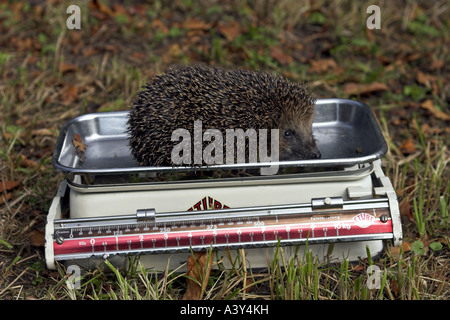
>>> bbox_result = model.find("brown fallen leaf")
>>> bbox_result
[402,241,412,252]
[437,237,448,246]
[270,46,293,66]
[59,63,78,74]
[63,85,78,106]
[420,123,443,136]
[416,71,439,94]
[19,154,39,169]
[111,3,129,18]
[405,52,421,62]
[182,251,214,300]
[184,18,212,31]
[244,277,255,293]
[376,54,391,65]
[429,59,444,71]
[30,230,45,247]
[83,46,99,58]
[31,128,54,136]
[131,51,145,61]
[168,43,182,57]
[390,241,411,256]
[416,71,436,86]
[3,129,25,140]
[390,279,399,297]
[218,20,242,42]
[399,199,413,221]
[0,179,21,205]
[344,82,388,96]
[68,31,82,44]
[351,263,366,272]
[309,58,339,74]
[0,180,21,193]
[152,18,169,34]
[72,133,87,153]
[91,0,113,16]
[420,99,450,121]
[399,138,416,155]
[0,193,12,205]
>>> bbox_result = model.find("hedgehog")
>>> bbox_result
[127,65,321,167]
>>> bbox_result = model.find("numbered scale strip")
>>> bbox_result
[52,199,394,261]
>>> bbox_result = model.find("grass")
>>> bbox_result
[34,242,447,300]
[0,0,449,300]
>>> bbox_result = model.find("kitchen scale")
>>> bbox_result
[44,99,402,271]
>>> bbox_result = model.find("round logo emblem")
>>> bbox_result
[353,212,375,228]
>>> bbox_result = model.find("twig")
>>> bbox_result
[0,267,29,297]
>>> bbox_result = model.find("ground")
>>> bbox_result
[0,0,448,300]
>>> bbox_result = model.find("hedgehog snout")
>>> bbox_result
[310,148,321,159]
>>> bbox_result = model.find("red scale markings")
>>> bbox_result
[53,218,393,257]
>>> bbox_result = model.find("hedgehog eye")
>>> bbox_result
[283,129,294,138]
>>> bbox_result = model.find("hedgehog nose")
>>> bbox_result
[311,150,321,159]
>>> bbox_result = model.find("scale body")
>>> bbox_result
[45,99,402,271]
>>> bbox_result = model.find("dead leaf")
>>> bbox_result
[401,241,412,252]
[244,277,255,293]
[365,28,374,42]
[351,264,366,272]
[416,71,439,94]
[389,246,400,256]
[270,46,293,66]
[390,279,399,297]
[405,52,421,62]
[59,63,78,74]
[0,193,12,205]
[168,43,181,56]
[343,82,388,96]
[420,123,443,136]
[3,130,25,140]
[163,44,182,64]
[376,55,391,65]
[105,44,119,53]
[68,31,82,44]
[399,199,413,221]
[31,128,54,136]
[18,154,39,169]
[429,59,444,71]
[420,99,450,121]
[399,138,416,155]
[309,58,339,74]
[417,71,436,86]
[389,241,412,256]
[132,52,145,60]
[91,0,113,16]
[30,230,45,247]
[218,20,242,42]
[112,3,129,17]
[152,18,169,34]
[182,251,214,300]
[11,2,24,21]
[184,18,211,31]
[0,180,21,193]
[63,85,78,106]
[83,47,99,58]
[72,133,87,153]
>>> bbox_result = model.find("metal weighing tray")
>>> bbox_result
[45,99,401,271]
[52,99,388,176]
